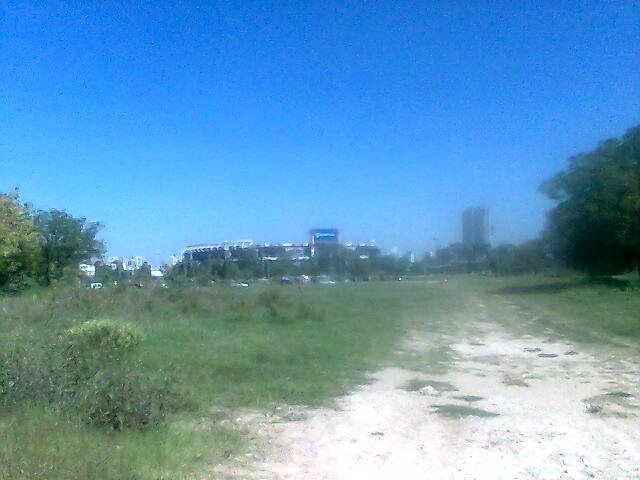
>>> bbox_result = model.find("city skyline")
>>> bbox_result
[3,2,638,262]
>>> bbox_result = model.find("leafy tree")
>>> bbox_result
[34,209,105,284]
[234,249,262,278]
[0,193,39,290]
[95,263,119,284]
[540,126,640,276]
[435,243,465,265]
[488,239,553,276]
[345,256,372,279]
[131,262,152,285]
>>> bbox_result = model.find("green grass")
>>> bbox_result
[0,281,459,478]
[431,404,499,418]
[449,275,640,342]
[130,283,457,409]
[2,274,638,477]
[451,395,484,402]
[0,404,242,480]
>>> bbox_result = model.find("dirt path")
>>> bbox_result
[215,299,640,480]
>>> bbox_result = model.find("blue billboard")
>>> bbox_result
[310,228,339,245]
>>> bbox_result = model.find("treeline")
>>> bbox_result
[0,192,104,291]
[168,245,422,283]
[429,239,556,276]
[3,124,637,288]
[431,124,640,278]
[541,125,640,277]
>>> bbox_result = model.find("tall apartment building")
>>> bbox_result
[462,207,490,250]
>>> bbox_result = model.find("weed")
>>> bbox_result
[432,404,499,418]
[502,374,530,387]
[401,378,458,393]
[451,395,484,402]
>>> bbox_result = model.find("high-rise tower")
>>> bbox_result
[462,207,490,250]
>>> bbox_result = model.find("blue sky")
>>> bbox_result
[2,1,638,262]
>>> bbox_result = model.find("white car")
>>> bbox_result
[316,275,336,285]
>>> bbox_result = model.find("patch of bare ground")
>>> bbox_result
[208,306,639,480]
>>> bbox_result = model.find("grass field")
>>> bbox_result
[0,281,458,479]
[467,275,640,341]
[1,276,638,478]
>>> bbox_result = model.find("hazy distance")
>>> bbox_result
[2,2,638,261]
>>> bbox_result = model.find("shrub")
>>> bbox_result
[223,289,324,324]
[254,289,296,323]
[53,320,168,430]
[0,345,56,406]
[1,320,169,430]
[76,369,166,430]
[60,319,142,354]
[58,319,142,374]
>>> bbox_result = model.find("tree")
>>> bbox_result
[540,126,640,276]
[0,192,39,290]
[234,249,262,278]
[488,240,553,276]
[34,209,105,284]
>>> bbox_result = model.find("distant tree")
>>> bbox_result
[270,257,295,278]
[540,126,640,276]
[95,263,118,284]
[310,245,342,275]
[345,256,371,279]
[34,209,105,284]
[371,255,404,276]
[222,260,240,280]
[435,243,465,265]
[234,249,262,278]
[0,193,39,290]
[487,240,552,276]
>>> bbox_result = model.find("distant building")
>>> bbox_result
[309,228,339,257]
[79,264,96,277]
[344,241,380,259]
[404,251,415,264]
[150,269,164,278]
[182,228,384,265]
[182,241,312,263]
[133,256,147,269]
[462,207,490,250]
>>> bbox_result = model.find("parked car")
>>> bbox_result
[315,275,336,285]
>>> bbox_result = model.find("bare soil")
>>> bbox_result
[211,302,640,480]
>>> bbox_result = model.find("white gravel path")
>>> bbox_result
[213,304,640,480]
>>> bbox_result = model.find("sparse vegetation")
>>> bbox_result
[0,281,452,478]
[451,395,484,402]
[477,275,640,341]
[431,404,499,418]
[1,275,639,477]
[401,378,458,393]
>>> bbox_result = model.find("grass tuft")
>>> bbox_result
[431,404,499,418]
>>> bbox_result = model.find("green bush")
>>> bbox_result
[60,319,142,355]
[0,346,54,405]
[58,319,141,374]
[1,320,169,430]
[55,320,167,429]
[76,369,166,430]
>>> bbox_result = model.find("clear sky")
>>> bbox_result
[2,1,639,262]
